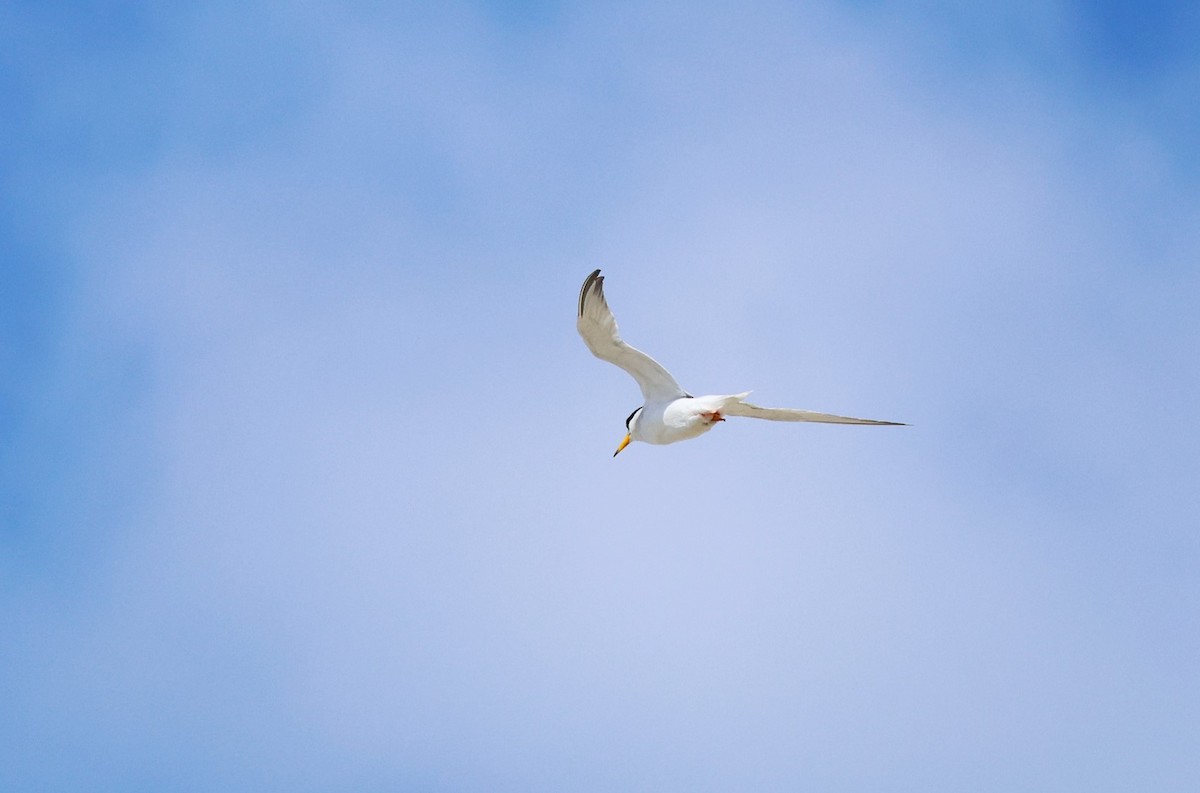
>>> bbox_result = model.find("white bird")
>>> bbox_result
[577,269,904,456]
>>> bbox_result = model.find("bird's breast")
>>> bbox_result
[633,399,719,445]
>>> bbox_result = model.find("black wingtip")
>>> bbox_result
[578,269,603,317]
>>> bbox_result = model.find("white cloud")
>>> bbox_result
[3,2,1198,791]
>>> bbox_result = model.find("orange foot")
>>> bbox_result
[702,411,725,424]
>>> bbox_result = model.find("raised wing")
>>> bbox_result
[577,270,688,402]
[724,400,904,425]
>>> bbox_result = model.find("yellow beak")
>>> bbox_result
[613,433,632,457]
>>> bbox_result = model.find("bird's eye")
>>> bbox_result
[625,407,640,430]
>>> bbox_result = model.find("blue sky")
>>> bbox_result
[2,2,1198,790]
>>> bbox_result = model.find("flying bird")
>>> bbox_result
[577,269,904,456]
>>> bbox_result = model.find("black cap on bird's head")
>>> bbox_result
[614,406,641,457]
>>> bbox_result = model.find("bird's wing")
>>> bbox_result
[577,270,688,402]
[723,400,905,426]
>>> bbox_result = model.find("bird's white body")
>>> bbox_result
[575,270,902,455]
[629,393,749,445]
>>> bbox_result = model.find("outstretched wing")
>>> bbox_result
[724,400,904,426]
[577,270,688,402]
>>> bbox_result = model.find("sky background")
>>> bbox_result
[2,1,1199,790]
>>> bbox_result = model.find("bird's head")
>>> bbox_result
[614,406,641,457]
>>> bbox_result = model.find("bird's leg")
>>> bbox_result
[701,411,725,424]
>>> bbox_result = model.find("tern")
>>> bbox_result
[577,269,904,456]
